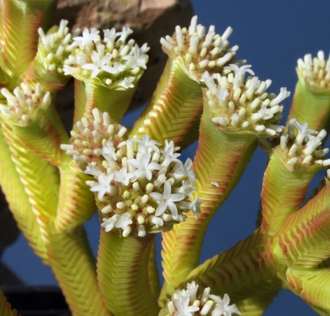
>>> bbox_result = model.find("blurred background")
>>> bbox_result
[2,0,330,315]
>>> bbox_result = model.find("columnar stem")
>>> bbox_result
[97,230,160,316]
[47,226,111,316]
[161,108,258,290]
[130,58,203,145]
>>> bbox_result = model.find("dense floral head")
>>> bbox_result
[62,120,201,237]
[279,119,330,171]
[202,68,289,137]
[63,26,149,89]
[61,108,128,170]
[159,282,240,316]
[160,15,238,80]
[0,83,51,125]
[37,20,75,75]
[297,51,330,93]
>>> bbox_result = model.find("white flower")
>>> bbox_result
[180,197,202,219]
[81,51,113,78]
[173,295,199,316]
[122,44,149,69]
[101,214,120,232]
[103,28,119,44]
[100,141,117,163]
[290,119,317,145]
[150,181,185,217]
[84,163,102,177]
[115,213,133,230]
[209,294,241,316]
[186,282,199,302]
[216,88,229,103]
[74,28,100,47]
[128,153,161,180]
[118,26,133,42]
[90,173,115,199]
[161,140,181,166]
[114,166,134,186]
[131,134,160,153]
[174,158,196,183]
[175,180,196,199]
[224,64,254,79]
[118,76,135,89]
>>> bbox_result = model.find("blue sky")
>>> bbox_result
[3,0,330,315]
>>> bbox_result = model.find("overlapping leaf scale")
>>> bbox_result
[1,122,59,246]
[235,292,279,316]
[47,226,110,316]
[285,268,330,315]
[261,149,313,235]
[55,160,95,231]
[273,185,330,268]
[182,229,280,302]
[1,0,47,77]
[12,104,70,167]
[130,58,203,144]
[0,287,18,316]
[148,241,161,300]
[0,126,48,262]
[162,112,258,287]
[287,81,330,131]
[97,231,159,316]
[74,79,136,124]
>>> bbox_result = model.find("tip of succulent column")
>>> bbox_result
[75,133,202,237]
[63,25,149,89]
[297,50,330,93]
[280,119,330,171]
[159,282,240,316]
[202,70,287,137]
[160,15,238,80]
[0,83,51,126]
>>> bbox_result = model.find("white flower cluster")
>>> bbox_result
[297,51,330,91]
[159,281,240,316]
[61,111,201,237]
[37,20,76,74]
[83,138,201,237]
[0,83,51,126]
[202,67,290,137]
[280,119,330,171]
[63,26,149,89]
[160,16,238,78]
[60,108,128,170]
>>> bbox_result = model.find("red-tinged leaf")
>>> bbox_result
[0,287,18,316]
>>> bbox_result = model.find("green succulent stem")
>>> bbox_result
[0,287,18,316]
[0,125,48,262]
[130,57,203,144]
[97,230,160,316]
[55,161,96,231]
[73,79,136,124]
[10,103,70,167]
[47,225,111,316]
[0,120,59,245]
[1,0,57,78]
[172,229,281,306]
[261,147,318,237]
[161,105,258,293]
[287,80,330,131]
[23,57,71,92]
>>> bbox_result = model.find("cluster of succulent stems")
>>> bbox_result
[0,1,330,316]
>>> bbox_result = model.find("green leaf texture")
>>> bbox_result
[55,160,96,231]
[0,125,48,262]
[130,57,203,145]
[47,226,111,316]
[161,109,258,289]
[97,230,160,316]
